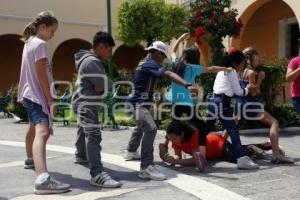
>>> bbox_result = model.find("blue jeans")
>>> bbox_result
[292,97,300,116]
[23,98,49,125]
[206,94,244,159]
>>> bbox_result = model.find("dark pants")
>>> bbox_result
[173,104,207,146]
[292,97,300,116]
[74,104,103,177]
[222,140,238,163]
[206,94,245,159]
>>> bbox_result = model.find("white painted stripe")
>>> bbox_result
[0,157,56,169]
[0,140,249,200]
[0,161,24,169]
[11,188,141,200]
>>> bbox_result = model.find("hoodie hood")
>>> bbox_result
[74,49,97,70]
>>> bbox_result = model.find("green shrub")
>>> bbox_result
[6,84,28,121]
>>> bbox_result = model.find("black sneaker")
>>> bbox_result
[24,158,35,169]
[90,172,122,188]
[74,156,88,165]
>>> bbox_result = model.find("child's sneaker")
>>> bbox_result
[193,151,207,172]
[74,156,88,165]
[139,165,167,181]
[237,156,259,170]
[246,145,267,159]
[34,176,71,195]
[90,172,122,188]
[24,158,35,169]
[271,155,294,164]
[124,150,140,161]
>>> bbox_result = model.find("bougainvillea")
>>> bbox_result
[185,0,243,96]
[187,0,243,39]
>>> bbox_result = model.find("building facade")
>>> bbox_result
[228,0,300,100]
[0,0,135,92]
[1,0,299,99]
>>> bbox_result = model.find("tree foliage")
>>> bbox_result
[117,0,188,46]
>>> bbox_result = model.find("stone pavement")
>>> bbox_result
[0,116,299,200]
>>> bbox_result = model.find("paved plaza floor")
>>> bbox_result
[0,116,299,200]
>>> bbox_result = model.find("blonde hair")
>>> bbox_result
[21,11,58,42]
[243,47,259,70]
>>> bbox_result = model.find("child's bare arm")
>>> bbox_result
[36,58,52,105]
[286,67,300,82]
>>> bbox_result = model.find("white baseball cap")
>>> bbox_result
[145,41,169,57]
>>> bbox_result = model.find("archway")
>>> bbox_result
[232,0,298,58]
[232,0,299,101]
[112,44,145,70]
[52,39,92,85]
[0,34,24,92]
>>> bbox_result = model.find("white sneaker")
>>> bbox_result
[90,172,122,188]
[139,165,167,181]
[237,156,259,170]
[124,150,141,161]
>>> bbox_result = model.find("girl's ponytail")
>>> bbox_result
[21,22,37,42]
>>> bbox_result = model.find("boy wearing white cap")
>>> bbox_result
[125,41,198,180]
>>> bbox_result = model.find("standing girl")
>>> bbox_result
[205,49,259,170]
[18,11,70,194]
[236,47,293,164]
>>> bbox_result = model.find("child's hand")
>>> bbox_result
[187,86,198,97]
[225,67,234,73]
[48,101,57,116]
[247,83,257,90]
[159,143,168,160]
[164,155,176,164]
[179,33,189,40]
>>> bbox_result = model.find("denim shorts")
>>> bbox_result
[292,97,300,116]
[23,98,49,125]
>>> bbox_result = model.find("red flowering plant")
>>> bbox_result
[185,0,243,97]
[186,0,243,65]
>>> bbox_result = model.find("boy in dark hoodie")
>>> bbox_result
[72,31,121,188]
